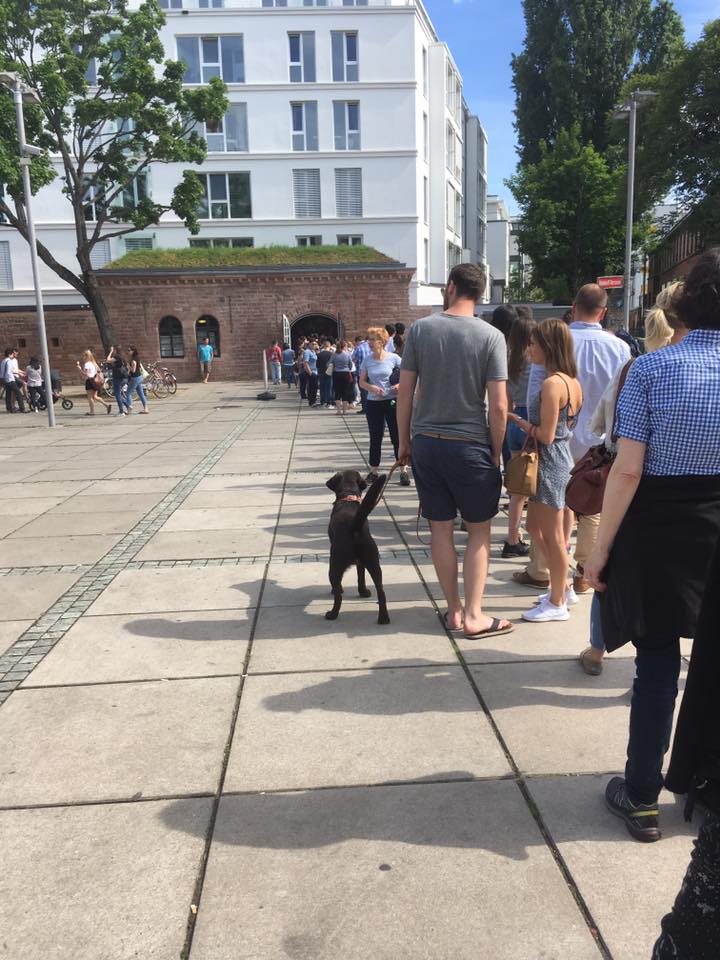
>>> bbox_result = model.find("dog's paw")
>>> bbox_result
[377,613,391,625]
[358,588,372,598]
[325,610,339,621]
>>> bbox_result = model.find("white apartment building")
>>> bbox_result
[462,108,488,283]
[0,0,485,310]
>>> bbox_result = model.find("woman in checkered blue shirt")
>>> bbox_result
[584,248,720,846]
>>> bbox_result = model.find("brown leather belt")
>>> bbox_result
[418,432,478,443]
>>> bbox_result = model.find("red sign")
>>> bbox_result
[597,276,624,289]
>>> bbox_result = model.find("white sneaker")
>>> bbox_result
[522,598,570,622]
[536,586,579,606]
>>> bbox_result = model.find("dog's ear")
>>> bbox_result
[326,473,342,492]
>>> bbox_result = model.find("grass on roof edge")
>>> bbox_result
[106,244,396,269]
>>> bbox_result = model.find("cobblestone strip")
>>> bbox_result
[0,408,262,706]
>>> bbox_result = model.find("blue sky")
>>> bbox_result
[422,0,713,212]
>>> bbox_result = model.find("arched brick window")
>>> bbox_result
[196,315,220,357]
[159,316,184,358]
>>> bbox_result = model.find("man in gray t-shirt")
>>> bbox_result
[397,263,512,640]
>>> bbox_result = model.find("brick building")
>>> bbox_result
[0,261,421,385]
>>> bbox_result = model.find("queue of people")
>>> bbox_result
[397,255,720,853]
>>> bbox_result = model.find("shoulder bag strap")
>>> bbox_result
[610,359,635,445]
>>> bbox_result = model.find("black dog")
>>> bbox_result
[325,470,390,624]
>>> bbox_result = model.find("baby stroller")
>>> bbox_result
[35,370,74,411]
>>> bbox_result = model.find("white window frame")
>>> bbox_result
[423,112,428,163]
[177,35,245,85]
[423,176,429,224]
[333,101,360,150]
[124,235,154,252]
[291,102,319,152]
[199,172,252,220]
[422,47,428,98]
[205,104,248,153]
[334,167,362,218]
[189,237,254,248]
[337,234,363,245]
[331,31,358,82]
[423,237,429,283]
[90,238,112,270]
[296,235,322,246]
[289,32,316,83]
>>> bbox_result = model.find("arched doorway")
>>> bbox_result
[291,312,338,347]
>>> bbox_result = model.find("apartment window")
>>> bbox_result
[205,104,248,152]
[160,0,183,7]
[423,112,428,162]
[199,0,224,6]
[262,0,288,6]
[455,190,462,238]
[335,168,362,217]
[447,241,461,269]
[296,236,322,246]
[118,173,149,212]
[90,239,112,269]
[81,179,106,222]
[159,316,184,358]
[342,0,368,5]
[198,173,251,219]
[333,102,360,150]
[423,237,429,283]
[124,235,154,252]
[189,237,254,248]
[446,183,461,232]
[177,36,245,84]
[446,122,455,174]
[423,177,428,224]
[0,241,13,289]
[289,33,316,83]
[291,102,319,151]
[454,134,462,181]
[331,32,358,82]
[422,48,428,98]
[338,234,363,245]
[293,169,321,218]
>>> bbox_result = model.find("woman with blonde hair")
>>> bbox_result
[507,319,583,622]
[358,326,410,485]
[643,281,687,352]
[76,350,111,416]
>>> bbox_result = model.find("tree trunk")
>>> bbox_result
[82,270,116,354]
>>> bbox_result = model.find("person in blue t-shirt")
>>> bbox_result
[198,338,214,383]
[302,340,319,407]
[281,342,296,388]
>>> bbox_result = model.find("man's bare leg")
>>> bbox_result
[429,519,462,629]
[463,520,512,634]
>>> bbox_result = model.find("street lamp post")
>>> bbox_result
[0,71,55,427]
[614,89,657,332]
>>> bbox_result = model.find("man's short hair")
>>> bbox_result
[514,304,533,322]
[448,263,487,302]
[491,304,517,339]
[574,284,608,316]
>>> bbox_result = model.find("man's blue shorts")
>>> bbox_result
[412,434,501,523]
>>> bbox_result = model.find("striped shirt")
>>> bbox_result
[616,329,720,476]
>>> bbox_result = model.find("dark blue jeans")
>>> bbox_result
[113,377,129,414]
[626,641,682,804]
[283,365,296,387]
[319,373,334,405]
[365,399,398,468]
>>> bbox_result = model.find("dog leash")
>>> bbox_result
[376,460,432,547]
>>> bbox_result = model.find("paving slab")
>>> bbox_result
[262,559,430,608]
[9,511,143,539]
[250,601,455,673]
[185,781,599,960]
[0,514,39,538]
[471,659,686,776]
[0,620,33,657]
[529,775,695,960]
[82,476,180,495]
[0,572,82,619]
[224,665,510,791]
[273,518,401,555]
[0,798,212,960]
[183,488,282,510]
[0,497,67,517]
[88,565,263,615]
[50,491,168,514]
[160,506,278,532]
[0,676,238,805]
[135,528,275,561]
[21,609,252,686]
[8,533,123,567]
[0,480,92,499]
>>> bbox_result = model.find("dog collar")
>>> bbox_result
[339,495,362,503]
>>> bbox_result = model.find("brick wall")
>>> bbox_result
[0,265,418,384]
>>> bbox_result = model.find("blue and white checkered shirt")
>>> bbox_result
[616,329,720,476]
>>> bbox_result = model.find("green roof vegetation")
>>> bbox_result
[107,244,395,270]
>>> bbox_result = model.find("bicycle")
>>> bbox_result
[147,362,177,398]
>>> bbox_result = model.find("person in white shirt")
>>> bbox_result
[25,358,43,412]
[1,348,26,414]
[76,349,112,416]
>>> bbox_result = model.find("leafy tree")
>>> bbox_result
[507,127,626,297]
[631,18,720,240]
[0,0,227,349]
[512,0,685,165]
